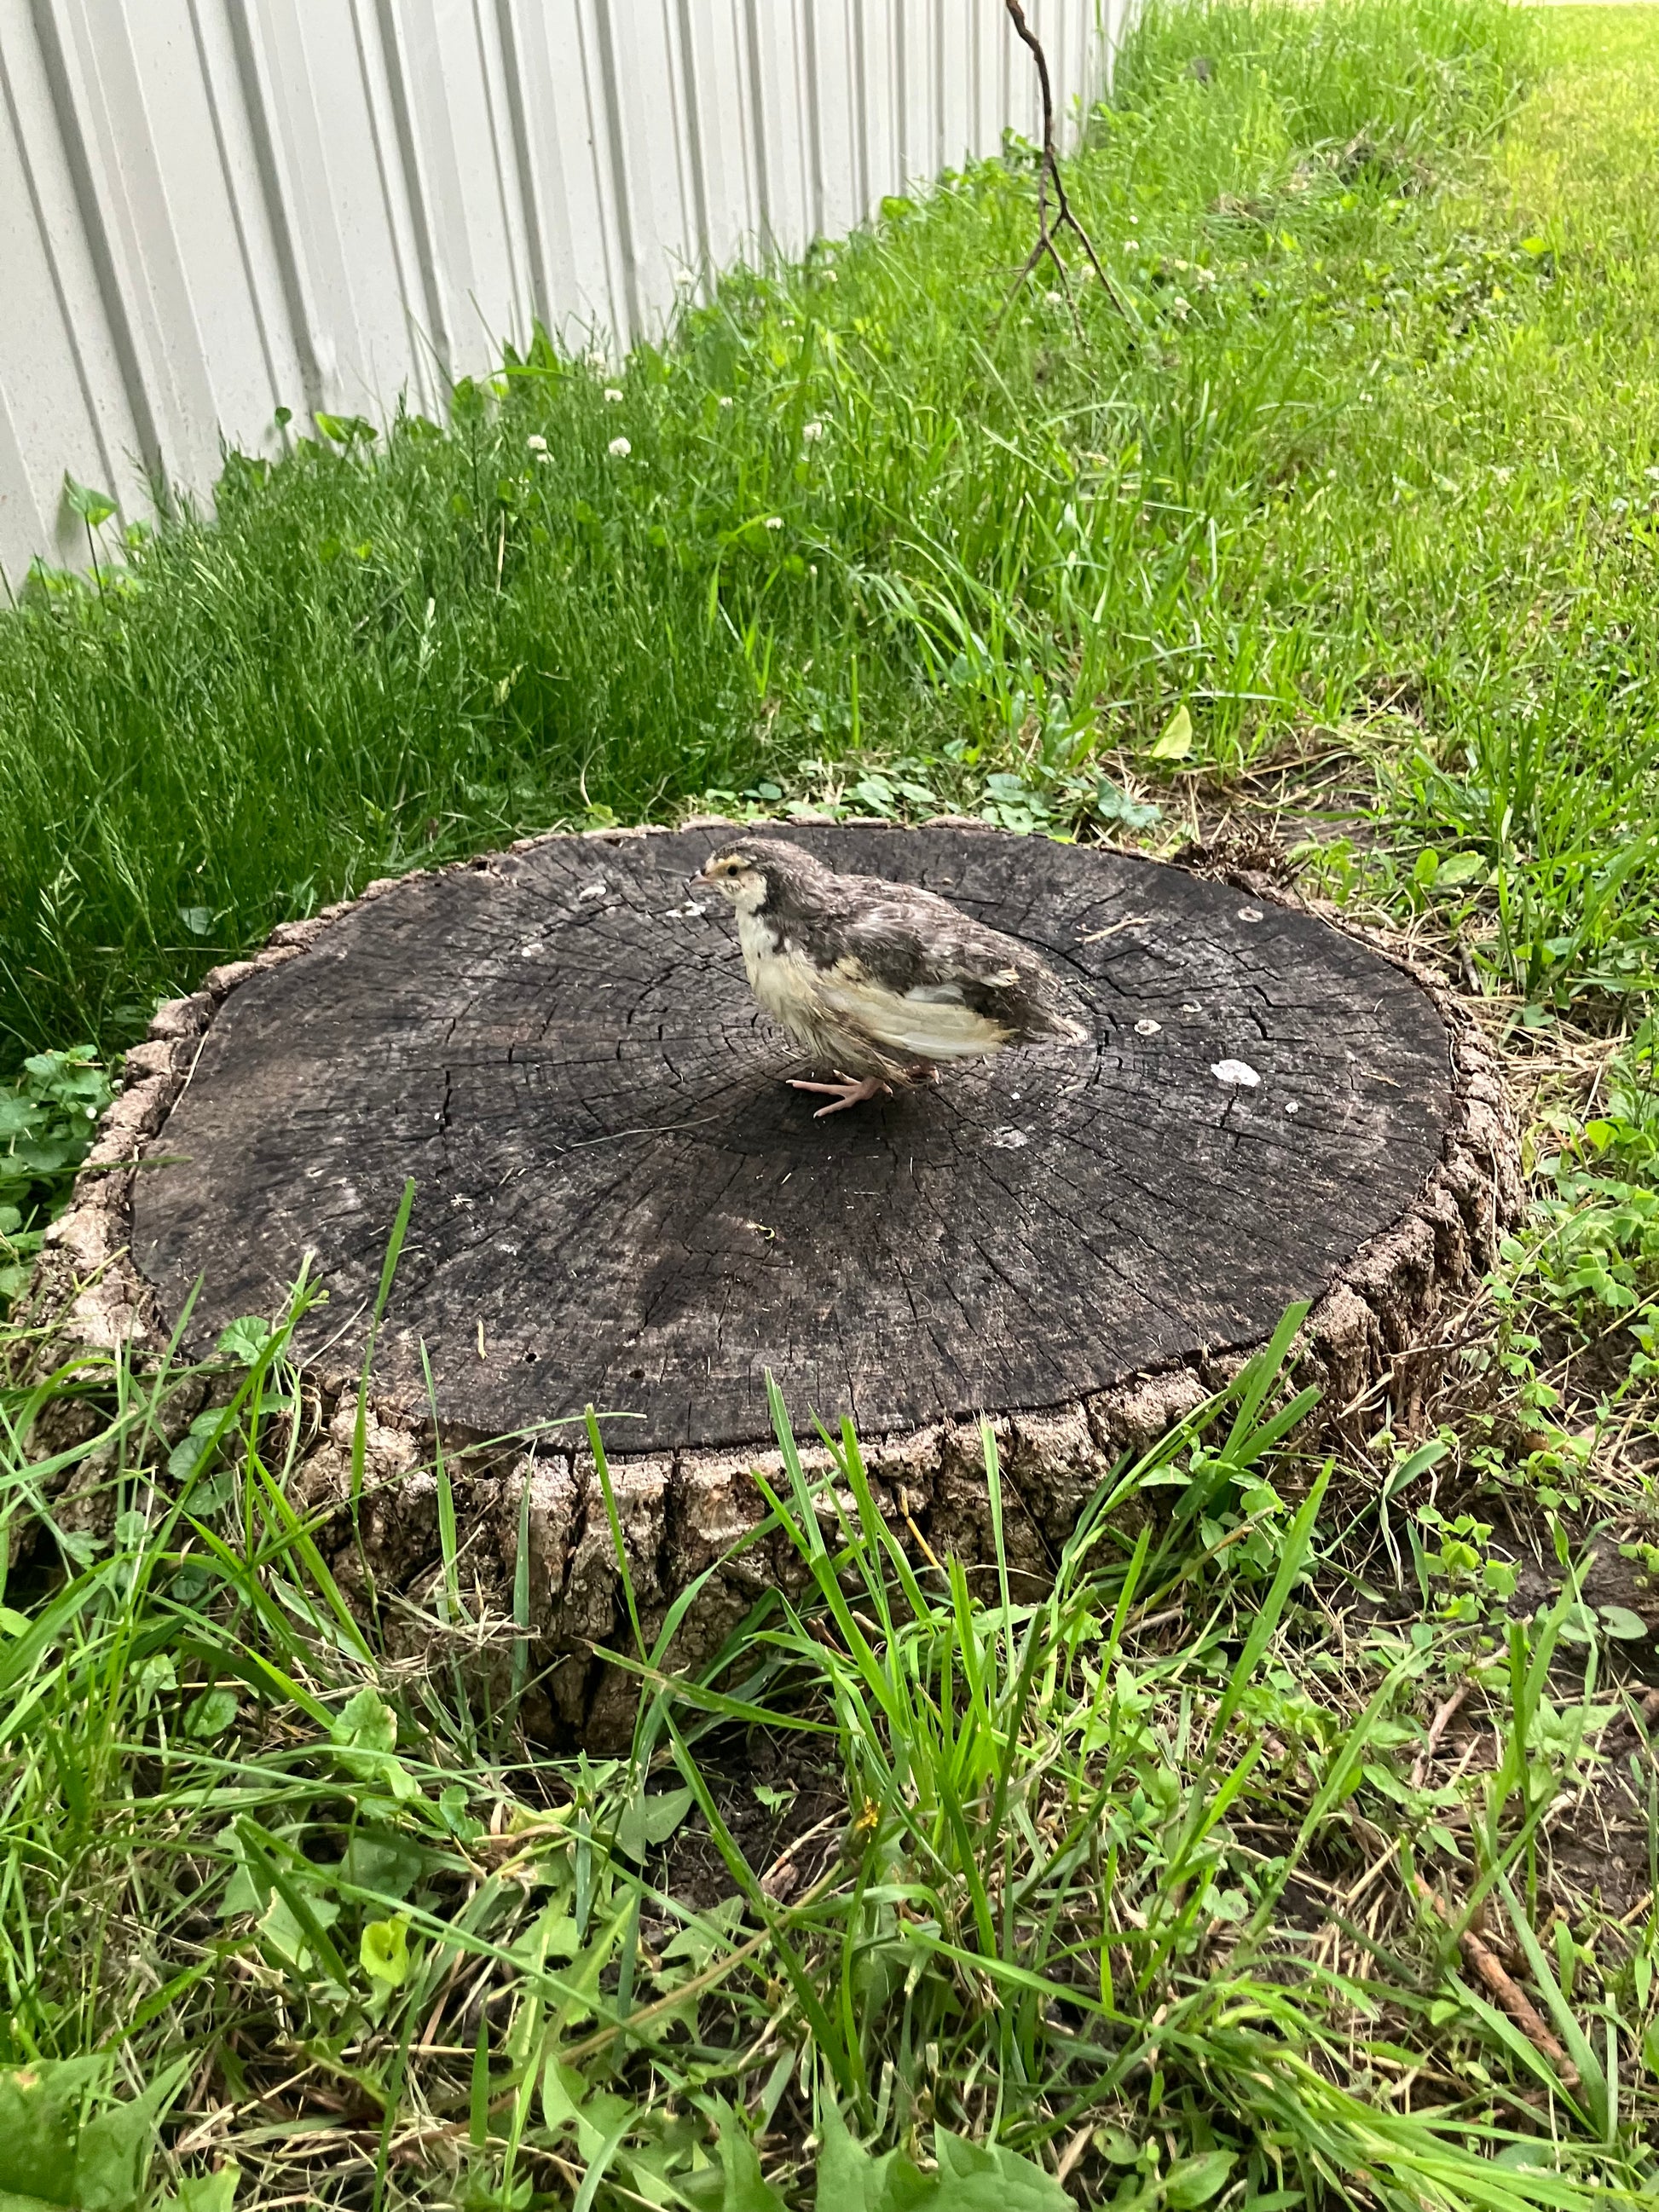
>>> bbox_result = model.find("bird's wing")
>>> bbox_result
[835,897,1019,990]
[825,890,1082,1041]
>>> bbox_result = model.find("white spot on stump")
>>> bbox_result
[990,1127,1031,1149]
[1135,1019,1162,1037]
[1236,906,1263,922]
[577,879,608,903]
[1211,1059,1261,1089]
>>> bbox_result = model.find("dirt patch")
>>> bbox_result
[653,1734,847,1915]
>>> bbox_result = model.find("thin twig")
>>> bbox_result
[1078,912,1153,944]
[999,0,1132,326]
[1056,2124,1094,2185]
[1409,1680,1470,1791]
[1414,1878,1579,2089]
[897,1484,945,1573]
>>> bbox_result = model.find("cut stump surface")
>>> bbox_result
[133,824,1457,1440]
[44,823,1519,1737]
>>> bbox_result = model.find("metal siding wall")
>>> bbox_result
[806,3,859,244]
[0,15,127,565]
[0,0,1127,582]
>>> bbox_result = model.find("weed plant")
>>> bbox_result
[0,1048,113,1304]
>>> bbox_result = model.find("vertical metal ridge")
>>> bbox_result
[850,0,870,218]
[26,0,166,496]
[893,0,905,184]
[224,0,325,416]
[651,0,693,307]
[494,0,551,332]
[0,378,38,592]
[932,0,943,173]
[469,0,528,333]
[590,0,640,336]
[372,0,454,383]
[184,0,281,409]
[1000,0,1013,142]
[343,0,428,407]
[741,0,772,253]
[673,0,712,279]
[567,3,625,347]
[801,0,824,240]
[0,29,123,512]
[969,0,982,152]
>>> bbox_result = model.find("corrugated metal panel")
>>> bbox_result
[0,0,1129,581]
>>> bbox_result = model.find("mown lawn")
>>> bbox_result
[6,3,1659,2207]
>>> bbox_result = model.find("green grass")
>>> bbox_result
[9,1,1659,2205]
[4,1293,1655,2211]
[6,0,1641,1066]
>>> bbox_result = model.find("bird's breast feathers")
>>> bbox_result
[737,910,1011,1064]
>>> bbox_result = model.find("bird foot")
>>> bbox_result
[787,1072,891,1118]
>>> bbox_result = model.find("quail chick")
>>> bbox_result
[695,837,1086,1115]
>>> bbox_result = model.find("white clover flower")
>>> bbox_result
[802,420,825,442]
[718,396,735,408]
[764,516,783,529]
[586,349,609,371]
[608,436,632,458]
[527,433,547,453]
[535,451,552,465]
[604,387,624,403]
[1124,239,1139,253]
[1045,289,1064,307]
[1171,296,1191,319]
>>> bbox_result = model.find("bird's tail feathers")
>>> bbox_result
[1027,994,1089,1045]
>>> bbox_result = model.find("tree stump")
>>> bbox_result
[43,823,1519,1739]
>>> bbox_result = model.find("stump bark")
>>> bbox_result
[39,823,1520,1740]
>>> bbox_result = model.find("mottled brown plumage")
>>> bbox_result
[696,836,1085,1114]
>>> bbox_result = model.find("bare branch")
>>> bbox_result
[1000,0,1132,327]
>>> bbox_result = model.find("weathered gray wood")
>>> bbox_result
[130,823,1454,1449]
[38,822,1519,1741]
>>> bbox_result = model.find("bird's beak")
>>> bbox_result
[688,868,708,887]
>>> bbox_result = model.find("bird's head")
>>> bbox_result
[695,839,812,915]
